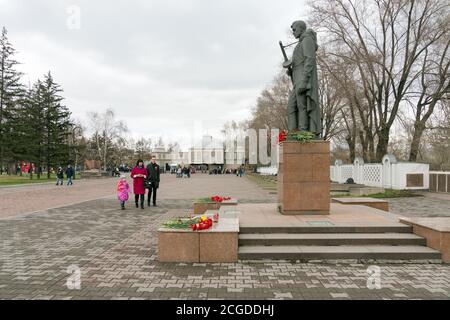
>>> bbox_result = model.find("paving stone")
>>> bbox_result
[1,176,450,299]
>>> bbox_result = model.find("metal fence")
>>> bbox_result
[429,172,450,193]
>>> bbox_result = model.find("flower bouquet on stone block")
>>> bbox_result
[162,214,218,231]
[190,215,213,231]
[211,195,232,203]
[195,196,232,203]
[277,130,316,145]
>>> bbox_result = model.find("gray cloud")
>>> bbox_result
[1,0,308,147]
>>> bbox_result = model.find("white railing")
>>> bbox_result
[257,154,430,190]
[362,164,383,187]
[258,166,278,176]
[429,171,450,193]
[330,155,429,190]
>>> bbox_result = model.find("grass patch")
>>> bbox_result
[367,189,422,198]
[0,174,80,186]
[332,189,422,198]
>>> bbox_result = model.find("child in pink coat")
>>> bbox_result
[117,175,130,210]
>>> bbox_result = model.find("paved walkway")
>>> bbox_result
[0,175,449,300]
[388,196,450,218]
[1,198,449,300]
[0,174,275,219]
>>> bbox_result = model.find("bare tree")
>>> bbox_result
[87,108,128,171]
[248,70,291,131]
[408,34,450,161]
[318,50,347,140]
[135,137,152,160]
[310,0,450,161]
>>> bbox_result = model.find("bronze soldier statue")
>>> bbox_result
[281,20,322,138]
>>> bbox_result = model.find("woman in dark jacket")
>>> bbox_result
[56,167,64,186]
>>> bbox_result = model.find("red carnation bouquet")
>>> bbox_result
[277,130,287,144]
[191,215,213,231]
[211,196,232,203]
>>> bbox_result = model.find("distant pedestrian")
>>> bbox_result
[146,156,161,207]
[131,159,147,209]
[56,167,64,186]
[117,174,130,210]
[66,165,74,186]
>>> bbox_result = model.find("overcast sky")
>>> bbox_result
[1,0,308,148]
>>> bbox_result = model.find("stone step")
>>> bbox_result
[239,225,413,234]
[239,233,426,246]
[238,245,441,261]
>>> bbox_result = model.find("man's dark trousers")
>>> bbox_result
[148,183,157,206]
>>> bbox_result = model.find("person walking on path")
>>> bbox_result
[117,174,130,210]
[56,167,64,186]
[146,156,160,207]
[66,165,74,186]
[239,166,245,178]
[131,159,147,209]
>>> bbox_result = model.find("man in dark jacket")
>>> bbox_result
[146,156,160,207]
[66,165,75,186]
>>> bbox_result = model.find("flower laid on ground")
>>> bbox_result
[191,215,213,231]
[162,217,197,230]
[162,215,214,231]
[211,195,232,203]
[195,196,232,203]
[287,131,316,143]
[211,195,223,203]
[278,130,316,144]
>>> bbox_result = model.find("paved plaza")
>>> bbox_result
[1,174,450,300]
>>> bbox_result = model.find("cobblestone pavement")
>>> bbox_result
[388,195,450,218]
[1,198,450,300]
[0,174,275,219]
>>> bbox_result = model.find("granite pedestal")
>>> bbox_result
[278,141,330,215]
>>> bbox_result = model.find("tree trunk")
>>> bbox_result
[74,152,78,180]
[346,135,356,163]
[376,126,390,162]
[359,130,369,162]
[409,122,426,162]
[47,160,51,179]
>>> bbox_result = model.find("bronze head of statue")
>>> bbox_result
[291,20,307,39]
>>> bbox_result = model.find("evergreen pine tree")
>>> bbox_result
[0,27,23,174]
[40,72,72,178]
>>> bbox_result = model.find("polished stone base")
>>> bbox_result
[278,141,330,215]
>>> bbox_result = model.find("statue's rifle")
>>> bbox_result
[279,40,299,81]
